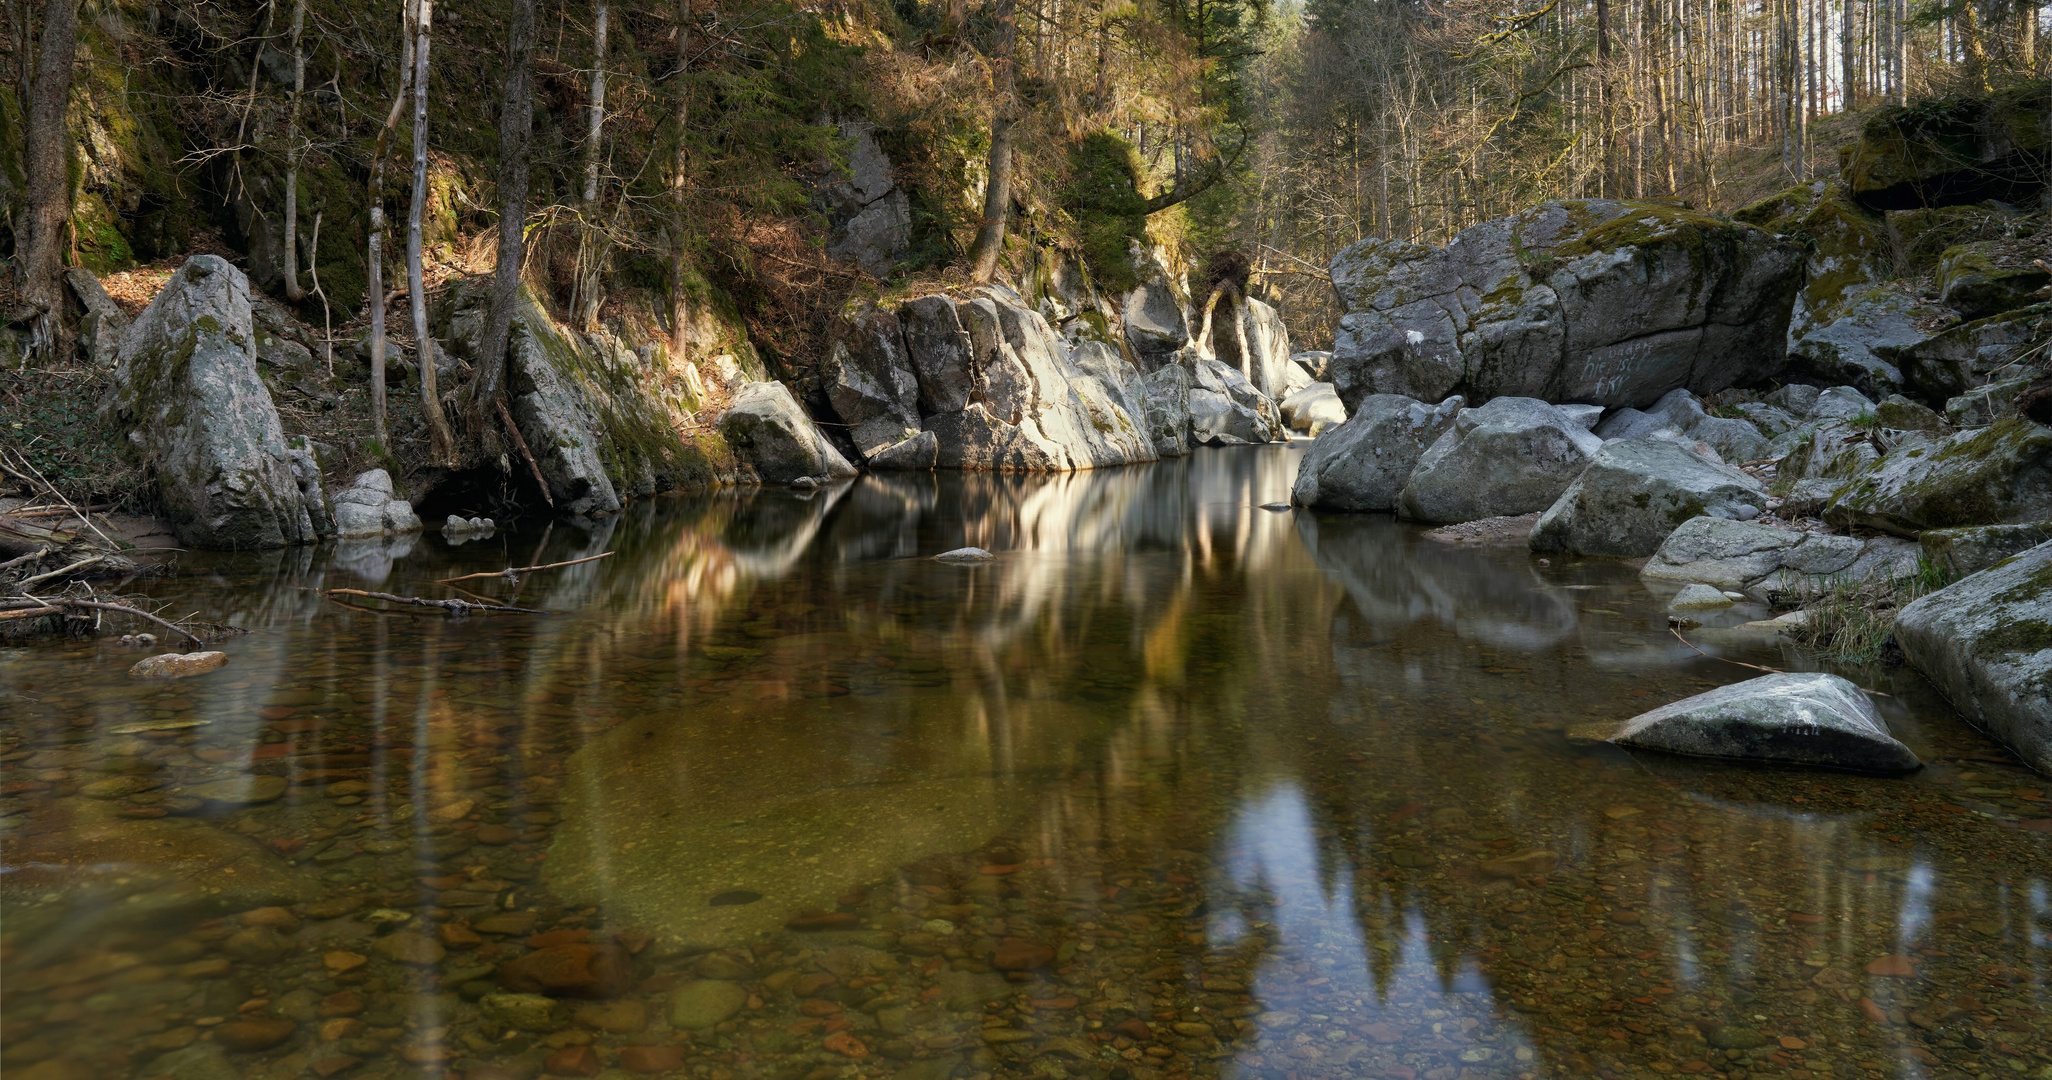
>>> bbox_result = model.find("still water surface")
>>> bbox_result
[2,446,2047,1080]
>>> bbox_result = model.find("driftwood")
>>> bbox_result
[434,550,613,584]
[0,595,208,644]
[328,588,549,615]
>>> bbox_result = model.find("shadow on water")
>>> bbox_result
[1,445,2046,1080]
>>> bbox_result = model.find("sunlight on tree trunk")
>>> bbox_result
[968,0,1017,284]
[408,0,457,466]
[16,0,80,356]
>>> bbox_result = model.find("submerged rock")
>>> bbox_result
[1668,583,1735,610]
[1530,438,1766,557]
[1825,418,2052,536]
[1328,199,1801,410]
[1291,394,1462,512]
[720,381,858,485]
[1398,397,1601,524]
[107,255,315,550]
[1896,540,2052,775]
[129,651,229,680]
[1583,672,1918,773]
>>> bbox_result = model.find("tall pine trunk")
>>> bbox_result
[670,0,693,359]
[408,0,457,465]
[281,0,307,302]
[968,0,1016,283]
[572,0,608,329]
[16,0,81,352]
[474,0,548,502]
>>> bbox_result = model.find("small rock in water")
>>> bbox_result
[1669,583,1735,610]
[791,475,820,489]
[1259,502,1291,512]
[1580,671,1919,773]
[213,1017,297,1052]
[1478,849,1559,878]
[708,889,763,907]
[129,651,229,680]
[186,775,289,805]
[933,547,994,563]
[666,980,748,1029]
[118,633,158,647]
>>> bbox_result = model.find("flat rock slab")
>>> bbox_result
[1896,539,2052,774]
[1576,672,1919,773]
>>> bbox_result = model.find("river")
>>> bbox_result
[2,445,2046,1080]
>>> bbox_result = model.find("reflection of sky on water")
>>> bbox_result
[1215,781,1539,1065]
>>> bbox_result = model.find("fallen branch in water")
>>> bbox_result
[0,605,61,621]
[328,588,550,615]
[56,599,209,646]
[1669,627,1890,697]
[434,551,613,584]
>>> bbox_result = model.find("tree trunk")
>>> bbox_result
[670,0,693,359]
[968,0,1017,283]
[367,0,418,448]
[408,0,457,465]
[1892,0,1905,105]
[572,0,608,329]
[1594,0,1614,198]
[16,0,80,346]
[473,0,535,413]
[282,0,307,302]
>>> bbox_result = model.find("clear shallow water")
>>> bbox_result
[1,446,2047,1080]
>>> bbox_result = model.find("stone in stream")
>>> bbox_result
[1578,672,1919,773]
[331,469,423,539]
[1642,516,1921,600]
[934,547,994,563]
[1529,438,1767,557]
[128,652,229,680]
[496,943,634,997]
[1326,200,1802,410]
[185,775,288,805]
[720,381,859,486]
[1668,583,1734,611]
[1397,397,1602,524]
[480,992,569,1032]
[1593,388,1774,464]
[1895,540,2052,775]
[105,255,317,550]
[666,979,748,1029]
[1291,394,1463,512]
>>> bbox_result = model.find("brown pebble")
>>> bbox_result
[214,1017,297,1052]
[240,906,302,932]
[309,1055,361,1078]
[498,944,635,998]
[990,938,1055,971]
[441,923,484,949]
[374,932,445,967]
[323,951,368,973]
[319,991,365,1017]
[544,1045,602,1077]
[617,1045,686,1073]
[474,824,519,845]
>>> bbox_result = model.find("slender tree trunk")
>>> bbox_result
[474,0,549,503]
[408,0,457,465]
[1594,0,1614,198]
[282,0,307,302]
[670,0,693,358]
[367,0,417,448]
[1892,0,1905,104]
[16,0,81,346]
[571,0,608,329]
[968,0,1017,283]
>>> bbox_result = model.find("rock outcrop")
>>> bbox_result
[1920,522,2052,578]
[1397,397,1601,524]
[1292,395,1463,512]
[106,255,317,550]
[1529,439,1767,557]
[1188,356,1282,446]
[1642,516,1921,599]
[1328,200,1803,411]
[824,305,920,456]
[719,381,858,484]
[1837,83,2052,211]
[1896,539,2052,774]
[1120,243,1191,371]
[1594,388,1773,463]
[1580,672,1920,773]
[818,120,911,277]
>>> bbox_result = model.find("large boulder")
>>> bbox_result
[1937,242,2052,320]
[1397,397,1601,524]
[1207,297,1294,400]
[1292,395,1463,512]
[1896,539,2052,774]
[1139,364,1194,458]
[1902,305,2050,406]
[1643,516,1922,599]
[1328,200,1803,411]
[825,305,920,456]
[106,255,316,549]
[719,381,858,484]
[1120,242,1190,371]
[1279,383,1348,437]
[1579,672,1920,773]
[1838,83,2052,211]
[503,296,624,516]
[1824,418,2052,536]
[900,295,977,416]
[1921,522,2052,578]
[1187,356,1282,446]
[1529,439,1766,557]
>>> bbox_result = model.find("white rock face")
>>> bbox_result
[1585,672,1919,773]
[819,120,911,277]
[718,381,859,485]
[1896,540,2052,775]
[1280,383,1348,437]
[107,255,315,550]
[1327,200,1802,411]
[1397,397,1602,524]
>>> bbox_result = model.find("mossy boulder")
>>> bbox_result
[1329,199,1803,410]
[1921,522,2052,578]
[105,256,319,549]
[1839,82,2052,211]
[1529,437,1767,557]
[1936,242,2052,320]
[1902,305,2050,406]
[1886,204,2012,274]
[1823,417,2052,536]
[1896,539,2052,775]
